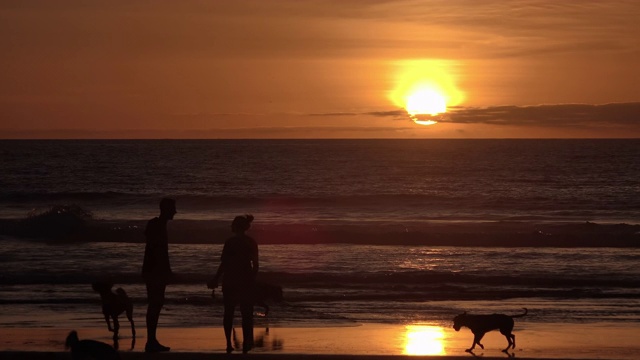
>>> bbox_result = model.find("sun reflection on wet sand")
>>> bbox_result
[402,325,445,355]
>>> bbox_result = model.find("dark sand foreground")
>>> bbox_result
[2,322,639,360]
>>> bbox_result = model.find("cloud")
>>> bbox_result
[0,126,418,139]
[313,102,640,129]
[309,110,407,120]
[442,102,640,128]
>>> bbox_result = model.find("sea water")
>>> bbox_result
[2,139,640,223]
[0,139,639,329]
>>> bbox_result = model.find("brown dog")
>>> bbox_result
[91,282,135,339]
[66,330,120,360]
[453,308,527,352]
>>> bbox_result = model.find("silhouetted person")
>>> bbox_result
[142,198,176,352]
[210,214,259,354]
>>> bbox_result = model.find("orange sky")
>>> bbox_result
[1,1,639,138]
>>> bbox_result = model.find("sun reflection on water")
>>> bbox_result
[403,325,445,356]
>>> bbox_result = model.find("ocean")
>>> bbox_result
[0,139,639,332]
[2,139,640,223]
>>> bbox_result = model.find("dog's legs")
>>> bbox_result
[126,304,136,337]
[500,330,515,351]
[112,315,120,339]
[469,332,485,351]
[465,340,475,352]
[465,334,476,352]
[103,313,113,332]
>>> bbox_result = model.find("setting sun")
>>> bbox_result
[406,87,447,116]
[389,59,464,126]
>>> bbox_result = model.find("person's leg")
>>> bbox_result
[145,281,169,352]
[145,281,163,342]
[223,292,237,353]
[240,300,254,353]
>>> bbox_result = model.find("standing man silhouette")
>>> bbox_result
[210,214,259,354]
[142,198,176,352]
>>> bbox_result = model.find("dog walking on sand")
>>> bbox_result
[91,281,135,340]
[453,308,528,352]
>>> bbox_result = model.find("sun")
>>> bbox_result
[406,87,447,116]
[388,59,464,126]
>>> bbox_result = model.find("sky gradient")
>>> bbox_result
[1,0,639,138]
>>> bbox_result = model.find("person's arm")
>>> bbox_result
[251,240,259,279]
[208,243,227,289]
[210,262,224,288]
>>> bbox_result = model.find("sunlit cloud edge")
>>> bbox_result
[311,102,640,128]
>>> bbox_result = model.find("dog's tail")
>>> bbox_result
[511,308,528,318]
[65,330,79,349]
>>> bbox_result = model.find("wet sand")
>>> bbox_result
[1,321,639,359]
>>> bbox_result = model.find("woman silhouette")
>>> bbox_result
[210,215,259,353]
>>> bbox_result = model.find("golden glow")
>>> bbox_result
[403,325,445,356]
[406,88,447,116]
[413,119,439,126]
[389,59,465,126]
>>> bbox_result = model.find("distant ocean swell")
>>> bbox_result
[2,216,639,248]
[2,190,639,216]
[3,181,640,226]
[3,139,640,225]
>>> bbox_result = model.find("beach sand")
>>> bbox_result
[1,322,639,359]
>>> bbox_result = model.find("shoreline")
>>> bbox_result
[1,322,639,359]
[0,353,602,360]
[0,353,609,360]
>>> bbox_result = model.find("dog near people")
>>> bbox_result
[253,281,284,317]
[91,281,135,339]
[453,308,528,352]
[208,280,284,317]
[65,330,120,360]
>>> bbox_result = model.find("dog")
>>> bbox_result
[208,280,284,316]
[65,330,120,360]
[453,308,527,352]
[207,280,283,354]
[253,281,284,317]
[91,282,135,339]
